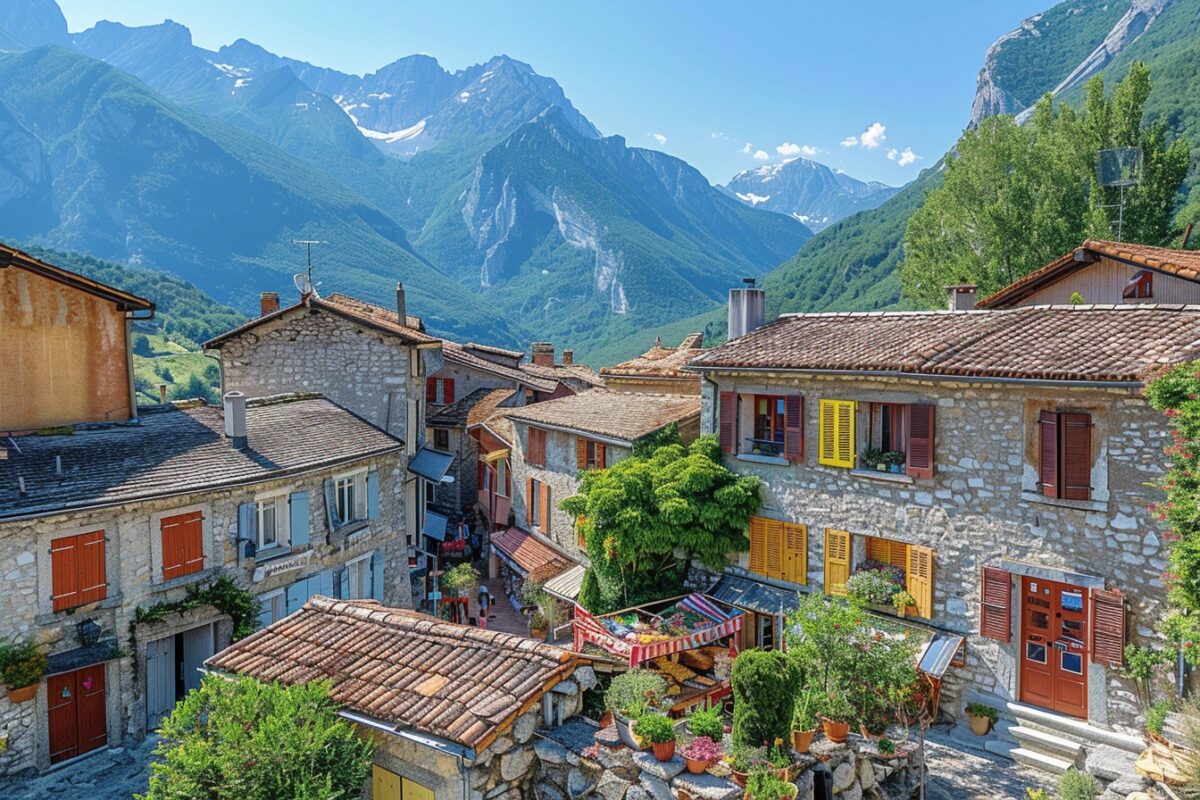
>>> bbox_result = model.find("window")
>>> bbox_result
[256,494,288,549]
[528,478,550,533]
[346,555,373,599]
[576,437,606,470]
[496,459,509,497]
[425,377,455,405]
[818,400,856,468]
[859,535,935,619]
[527,427,547,466]
[747,516,806,584]
[433,428,450,450]
[50,530,107,612]
[719,392,803,461]
[161,511,204,581]
[259,589,287,627]
[335,471,368,523]
[1123,269,1153,299]
[1037,411,1092,500]
[751,395,787,456]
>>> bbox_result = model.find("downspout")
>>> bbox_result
[458,751,470,800]
[125,312,139,422]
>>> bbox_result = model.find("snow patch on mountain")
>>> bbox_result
[357,117,427,143]
[552,189,628,314]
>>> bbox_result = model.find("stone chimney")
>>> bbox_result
[562,349,574,365]
[158,383,168,406]
[946,284,978,311]
[396,282,407,326]
[223,391,248,449]
[259,291,279,317]
[728,278,766,340]
[532,342,555,367]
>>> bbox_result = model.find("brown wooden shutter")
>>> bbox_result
[77,530,106,607]
[596,443,606,469]
[866,537,890,564]
[1061,412,1092,501]
[443,378,455,404]
[50,535,81,612]
[906,404,935,479]
[979,567,1012,642]
[1091,588,1126,666]
[576,437,588,470]
[784,396,804,461]
[719,392,737,453]
[527,428,546,466]
[784,523,807,585]
[162,512,204,582]
[1038,411,1059,498]
[504,462,511,496]
[426,378,437,404]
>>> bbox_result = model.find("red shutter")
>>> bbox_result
[784,396,804,461]
[50,535,81,612]
[77,530,107,606]
[443,378,455,404]
[979,567,1012,642]
[426,378,437,403]
[1061,412,1092,501]
[162,512,204,581]
[719,392,737,454]
[1091,588,1126,666]
[528,428,546,465]
[596,443,606,469]
[1038,411,1059,498]
[907,404,936,479]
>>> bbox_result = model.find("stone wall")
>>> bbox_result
[698,371,1169,731]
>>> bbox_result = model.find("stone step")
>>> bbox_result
[1009,747,1076,776]
[1003,701,1144,754]
[1010,725,1084,762]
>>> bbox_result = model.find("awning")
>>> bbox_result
[491,527,574,582]
[917,631,965,679]
[707,573,803,617]
[409,447,454,482]
[483,448,510,463]
[423,511,449,542]
[544,564,586,601]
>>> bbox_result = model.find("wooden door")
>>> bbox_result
[1019,577,1088,719]
[48,666,108,764]
[146,635,176,730]
[180,624,214,695]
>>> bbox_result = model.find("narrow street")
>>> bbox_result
[923,727,1053,800]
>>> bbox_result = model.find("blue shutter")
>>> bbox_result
[289,492,310,547]
[366,470,380,520]
[257,605,274,629]
[286,580,306,614]
[371,551,385,602]
[319,568,334,599]
[324,479,341,531]
[238,502,256,543]
[335,567,347,599]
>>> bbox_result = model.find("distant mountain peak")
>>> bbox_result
[725,156,900,231]
[0,0,68,47]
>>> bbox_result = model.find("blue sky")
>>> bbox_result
[57,1,1052,186]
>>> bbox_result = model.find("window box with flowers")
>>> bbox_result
[845,563,906,607]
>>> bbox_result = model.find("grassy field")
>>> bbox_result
[132,332,221,406]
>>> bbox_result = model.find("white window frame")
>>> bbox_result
[334,469,369,524]
[255,490,291,551]
[345,553,373,600]
[260,588,286,625]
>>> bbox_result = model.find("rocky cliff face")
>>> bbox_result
[0,0,67,48]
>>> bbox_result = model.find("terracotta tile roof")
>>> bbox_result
[0,395,403,520]
[428,388,503,427]
[491,527,576,583]
[601,333,705,383]
[688,305,1200,383]
[0,240,154,311]
[978,240,1200,309]
[502,390,700,444]
[477,412,516,448]
[205,597,581,751]
[466,389,520,428]
[519,361,606,390]
[205,292,437,348]
[463,342,525,361]
[441,339,557,393]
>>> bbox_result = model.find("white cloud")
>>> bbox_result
[712,131,727,140]
[752,149,770,161]
[887,147,920,167]
[741,142,753,154]
[840,136,858,147]
[800,144,819,157]
[776,142,820,158]
[651,132,667,145]
[860,122,886,149]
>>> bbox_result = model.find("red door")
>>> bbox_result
[47,665,108,764]
[1019,578,1088,719]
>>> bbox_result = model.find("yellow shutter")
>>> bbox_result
[402,777,435,800]
[818,400,856,467]
[784,523,807,585]
[748,516,766,575]
[764,519,784,579]
[824,529,851,596]
[907,545,934,619]
[373,765,402,800]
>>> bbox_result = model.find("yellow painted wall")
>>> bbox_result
[0,267,133,430]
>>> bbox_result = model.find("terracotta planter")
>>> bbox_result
[820,717,850,744]
[966,712,992,736]
[600,710,614,728]
[530,627,548,641]
[684,755,710,774]
[5,684,36,704]
[652,740,676,762]
[730,768,748,788]
[791,727,817,753]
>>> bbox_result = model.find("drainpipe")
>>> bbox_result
[458,751,470,800]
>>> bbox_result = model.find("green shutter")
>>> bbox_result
[289,492,310,547]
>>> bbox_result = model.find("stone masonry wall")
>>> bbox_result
[700,371,1169,731]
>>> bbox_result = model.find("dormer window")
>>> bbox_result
[1123,270,1153,300]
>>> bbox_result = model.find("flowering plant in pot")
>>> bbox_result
[604,669,667,750]
[816,690,853,743]
[891,590,917,618]
[745,768,799,800]
[727,745,765,788]
[681,735,723,774]
[965,702,998,736]
[790,686,819,753]
[0,638,47,703]
[635,713,677,761]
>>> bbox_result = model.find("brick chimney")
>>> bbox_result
[260,291,280,317]
[562,349,574,366]
[532,342,555,367]
[945,284,978,311]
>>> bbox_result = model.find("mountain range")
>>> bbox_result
[723,157,900,231]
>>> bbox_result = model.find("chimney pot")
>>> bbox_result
[946,284,978,312]
[223,391,248,449]
[562,349,573,365]
[259,291,280,317]
[531,342,555,367]
[728,285,766,340]
[396,282,407,326]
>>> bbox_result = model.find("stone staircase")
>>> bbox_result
[950,692,1144,778]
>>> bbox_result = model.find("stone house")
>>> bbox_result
[688,300,1200,744]
[600,333,705,395]
[206,596,596,800]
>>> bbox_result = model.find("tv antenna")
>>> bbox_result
[1097,147,1142,241]
[292,240,325,298]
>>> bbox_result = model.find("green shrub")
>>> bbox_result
[792,686,818,731]
[688,705,725,740]
[634,713,676,744]
[605,669,667,717]
[966,702,999,723]
[1147,699,1172,734]
[877,738,894,755]
[0,638,47,689]
[1056,768,1097,800]
[731,649,798,749]
[745,769,797,800]
[442,563,480,595]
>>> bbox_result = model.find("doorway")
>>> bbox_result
[1019,577,1088,719]
[146,623,215,729]
[48,664,107,764]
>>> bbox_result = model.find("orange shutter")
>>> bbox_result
[596,443,606,469]
[576,437,588,470]
[824,529,850,597]
[748,517,767,575]
[784,523,807,585]
[979,567,1012,642]
[907,545,934,619]
[866,537,890,564]
[162,511,204,581]
[764,519,784,580]
[576,516,587,549]
[79,531,108,607]
[1091,588,1126,666]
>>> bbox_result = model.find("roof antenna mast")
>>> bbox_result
[292,239,325,299]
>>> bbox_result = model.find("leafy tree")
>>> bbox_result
[561,434,761,613]
[132,334,154,357]
[170,373,217,404]
[203,362,222,386]
[139,676,373,800]
[731,649,797,749]
[902,62,1190,307]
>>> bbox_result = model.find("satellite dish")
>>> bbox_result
[293,272,318,299]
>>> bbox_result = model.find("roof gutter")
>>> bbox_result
[687,364,1144,390]
[337,709,477,762]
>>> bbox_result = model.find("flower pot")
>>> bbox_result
[791,727,817,753]
[966,712,991,736]
[614,713,641,750]
[530,627,548,641]
[876,463,887,472]
[5,684,36,704]
[889,464,901,474]
[684,755,710,774]
[730,768,748,788]
[600,710,613,728]
[652,740,676,762]
[820,717,850,744]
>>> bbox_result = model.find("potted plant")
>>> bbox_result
[0,638,47,703]
[681,735,722,773]
[965,702,999,736]
[728,745,764,788]
[687,705,725,741]
[442,563,479,597]
[891,590,917,618]
[744,768,799,800]
[635,713,677,761]
[605,669,667,750]
[884,450,906,474]
[817,691,853,744]
[878,738,895,756]
[790,687,818,754]
[529,609,549,640]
